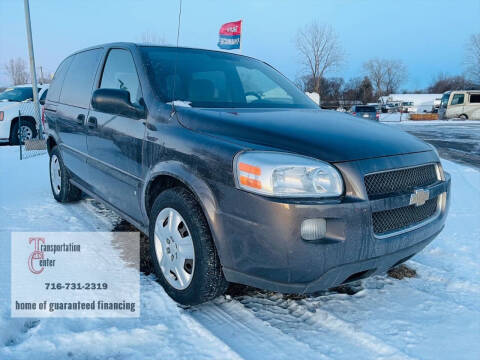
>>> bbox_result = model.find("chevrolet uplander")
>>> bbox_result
[45,43,451,305]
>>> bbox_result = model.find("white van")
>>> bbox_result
[444,90,480,120]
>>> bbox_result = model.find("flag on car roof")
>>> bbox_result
[217,20,242,50]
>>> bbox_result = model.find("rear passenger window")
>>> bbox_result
[451,94,464,105]
[60,49,102,108]
[46,56,73,102]
[100,49,141,105]
[470,94,480,103]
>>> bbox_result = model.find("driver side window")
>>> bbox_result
[236,66,292,104]
[100,49,141,105]
[451,94,464,106]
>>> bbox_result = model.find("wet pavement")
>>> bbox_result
[388,122,480,170]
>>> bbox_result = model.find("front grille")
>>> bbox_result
[365,164,438,198]
[372,197,438,235]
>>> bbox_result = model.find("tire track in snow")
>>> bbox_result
[189,298,325,360]
[233,293,417,360]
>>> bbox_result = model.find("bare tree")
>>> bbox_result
[37,66,53,84]
[4,57,29,85]
[363,59,385,96]
[296,21,344,95]
[428,73,478,93]
[384,59,407,94]
[138,31,167,45]
[465,33,480,84]
[363,58,407,96]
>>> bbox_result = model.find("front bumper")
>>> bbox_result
[209,151,451,293]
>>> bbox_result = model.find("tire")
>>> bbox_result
[49,146,82,203]
[10,120,37,145]
[459,114,468,120]
[149,187,228,305]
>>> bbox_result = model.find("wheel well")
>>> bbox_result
[47,136,57,155]
[145,175,190,218]
[10,116,37,136]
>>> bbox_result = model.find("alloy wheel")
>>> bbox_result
[19,125,33,141]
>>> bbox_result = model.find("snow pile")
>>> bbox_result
[1,145,479,359]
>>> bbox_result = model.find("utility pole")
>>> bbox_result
[23,0,43,139]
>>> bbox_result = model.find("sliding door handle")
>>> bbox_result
[76,114,85,125]
[87,116,97,129]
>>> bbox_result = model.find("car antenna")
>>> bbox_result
[171,0,182,116]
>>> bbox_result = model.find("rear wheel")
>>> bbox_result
[459,114,468,120]
[49,146,82,203]
[149,187,228,305]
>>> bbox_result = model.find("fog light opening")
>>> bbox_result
[301,218,326,241]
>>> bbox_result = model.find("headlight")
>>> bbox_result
[436,163,445,181]
[429,145,445,181]
[234,151,344,197]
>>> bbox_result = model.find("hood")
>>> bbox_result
[176,107,431,162]
[0,101,20,111]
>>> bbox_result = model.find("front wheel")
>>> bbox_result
[10,120,37,145]
[149,187,228,305]
[49,146,82,203]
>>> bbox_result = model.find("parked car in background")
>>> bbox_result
[0,84,48,144]
[400,101,415,113]
[444,90,480,120]
[349,105,379,121]
[367,103,381,113]
[381,103,397,113]
[46,43,450,305]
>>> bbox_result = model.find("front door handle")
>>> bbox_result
[76,114,85,125]
[87,116,97,129]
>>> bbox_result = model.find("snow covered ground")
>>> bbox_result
[1,146,479,360]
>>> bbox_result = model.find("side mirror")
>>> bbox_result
[91,88,145,119]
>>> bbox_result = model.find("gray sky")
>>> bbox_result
[1,0,479,89]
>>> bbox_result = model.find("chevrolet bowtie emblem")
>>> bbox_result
[410,189,430,207]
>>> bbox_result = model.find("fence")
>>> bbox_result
[18,100,47,160]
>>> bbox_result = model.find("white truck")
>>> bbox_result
[0,84,48,144]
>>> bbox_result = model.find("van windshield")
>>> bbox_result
[440,92,450,108]
[140,47,317,109]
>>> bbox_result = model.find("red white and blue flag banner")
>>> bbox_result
[217,20,242,50]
